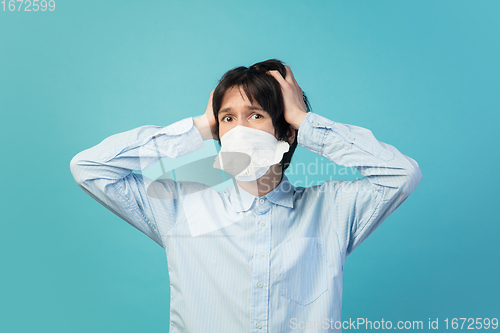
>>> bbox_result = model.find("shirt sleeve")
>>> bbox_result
[70,117,205,248]
[297,112,422,256]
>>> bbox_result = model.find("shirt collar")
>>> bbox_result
[229,174,295,213]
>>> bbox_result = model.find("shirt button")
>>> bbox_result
[312,121,319,126]
[258,253,265,257]
[259,221,266,227]
[257,282,264,288]
[256,322,262,329]
[259,198,265,204]
[349,136,355,141]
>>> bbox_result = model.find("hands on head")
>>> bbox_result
[194,64,307,142]
[193,89,218,141]
[266,65,308,130]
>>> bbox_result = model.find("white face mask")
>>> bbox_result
[213,126,290,182]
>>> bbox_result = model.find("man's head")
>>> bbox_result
[212,59,310,172]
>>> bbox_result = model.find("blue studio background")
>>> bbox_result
[1,0,499,332]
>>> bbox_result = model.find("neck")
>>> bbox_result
[236,164,283,197]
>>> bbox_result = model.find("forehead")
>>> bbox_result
[219,87,266,116]
[221,86,254,105]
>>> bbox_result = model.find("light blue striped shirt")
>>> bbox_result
[70,112,422,332]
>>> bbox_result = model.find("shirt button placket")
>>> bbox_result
[251,197,270,332]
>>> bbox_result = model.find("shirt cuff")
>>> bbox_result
[298,112,394,161]
[143,117,205,157]
[297,112,351,155]
[164,117,197,136]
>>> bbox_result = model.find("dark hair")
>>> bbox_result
[212,59,311,172]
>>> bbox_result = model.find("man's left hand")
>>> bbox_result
[267,65,308,130]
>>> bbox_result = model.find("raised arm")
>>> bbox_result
[268,65,422,255]
[298,112,422,254]
[70,91,219,248]
[70,118,206,248]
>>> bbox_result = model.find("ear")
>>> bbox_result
[286,126,296,145]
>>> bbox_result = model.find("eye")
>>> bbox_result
[221,115,233,122]
[251,113,263,120]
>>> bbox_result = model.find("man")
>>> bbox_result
[70,59,422,332]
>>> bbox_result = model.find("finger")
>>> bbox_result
[208,90,214,104]
[266,69,288,88]
[284,65,298,86]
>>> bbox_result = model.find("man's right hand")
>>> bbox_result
[193,89,217,141]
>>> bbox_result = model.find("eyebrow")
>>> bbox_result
[219,105,265,115]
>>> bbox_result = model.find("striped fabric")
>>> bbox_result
[70,112,422,333]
